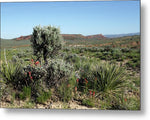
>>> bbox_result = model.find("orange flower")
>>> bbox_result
[95,77,97,81]
[35,61,39,65]
[75,87,77,92]
[124,98,127,102]
[31,59,34,66]
[85,78,88,84]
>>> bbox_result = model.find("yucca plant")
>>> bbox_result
[92,63,127,109]
[93,63,126,94]
[78,62,127,108]
[0,62,24,87]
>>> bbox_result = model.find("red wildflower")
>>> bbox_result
[30,76,33,79]
[124,98,127,102]
[75,87,77,92]
[29,72,31,76]
[76,78,79,83]
[93,91,95,97]
[95,77,97,81]
[85,78,88,84]
[31,59,34,62]
[89,90,92,96]
[35,61,39,65]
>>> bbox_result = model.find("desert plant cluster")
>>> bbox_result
[0,26,140,110]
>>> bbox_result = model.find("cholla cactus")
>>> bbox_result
[30,25,63,64]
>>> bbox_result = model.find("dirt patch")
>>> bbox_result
[0,100,98,109]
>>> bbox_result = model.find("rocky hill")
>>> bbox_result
[15,34,106,41]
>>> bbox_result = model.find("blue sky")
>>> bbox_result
[1,1,140,39]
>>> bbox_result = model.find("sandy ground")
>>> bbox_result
[0,100,98,109]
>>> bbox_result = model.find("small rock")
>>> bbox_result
[5,95,12,103]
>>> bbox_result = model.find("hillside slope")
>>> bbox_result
[1,35,140,49]
[15,34,106,41]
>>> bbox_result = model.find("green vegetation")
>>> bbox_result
[1,39,30,49]
[36,91,51,104]
[19,86,31,100]
[0,26,140,110]
[30,25,63,64]
[82,99,95,107]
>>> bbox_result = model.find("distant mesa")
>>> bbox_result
[15,34,106,41]
[86,34,105,39]
[105,32,140,38]
[61,34,85,40]
[61,34,106,40]
[16,35,31,40]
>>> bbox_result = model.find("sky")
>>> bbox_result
[1,1,140,39]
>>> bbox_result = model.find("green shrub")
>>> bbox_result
[24,58,30,61]
[11,55,18,63]
[126,61,136,69]
[30,25,63,64]
[57,73,77,102]
[78,62,92,92]
[58,81,73,102]
[136,60,140,68]
[0,62,49,102]
[94,52,103,58]
[65,54,81,70]
[65,54,80,63]
[23,65,49,99]
[63,47,71,52]
[78,62,127,106]
[121,48,131,53]
[132,57,139,63]
[0,62,24,89]
[5,64,46,91]
[23,65,47,83]
[11,92,16,104]
[92,63,126,93]
[36,91,51,104]
[124,97,140,110]
[104,46,112,52]
[112,52,122,60]
[19,86,31,100]
[100,55,106,60]
[46,59,73,88]
[81,99,95,107]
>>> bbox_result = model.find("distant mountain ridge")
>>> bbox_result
[15,34,106,41]
[13,32,140,41]
[104,32,140,38]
